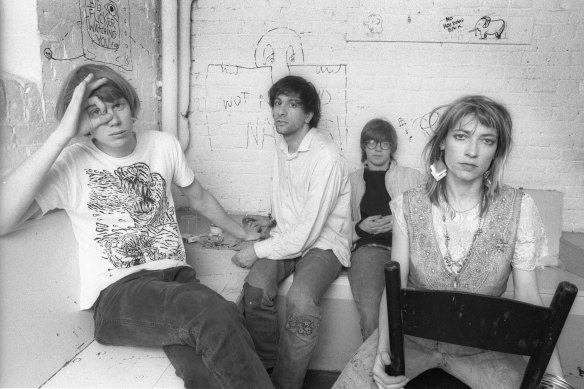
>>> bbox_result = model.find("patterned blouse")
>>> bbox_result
[392,185,548,296]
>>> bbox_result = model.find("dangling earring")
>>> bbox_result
[430,154,447,181]
[483,170,492,187]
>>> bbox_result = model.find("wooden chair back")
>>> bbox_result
[384,261,578,389]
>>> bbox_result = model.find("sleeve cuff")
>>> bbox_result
[179,170,196,189]
[254,239,272,259]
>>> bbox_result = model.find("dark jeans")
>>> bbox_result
[93,266,273,389]
[243,248,342,389]
[347,245,391,340]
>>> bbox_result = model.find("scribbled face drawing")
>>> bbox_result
[255,27,304,82]
[272,93,313,138]
[364,14,383,34]
[86,98,135,157]
[104,1,118,21]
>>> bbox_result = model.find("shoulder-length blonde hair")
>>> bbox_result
[424,95,513,216]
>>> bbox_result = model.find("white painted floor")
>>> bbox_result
[42,273,248,389]
[43,343,182,388]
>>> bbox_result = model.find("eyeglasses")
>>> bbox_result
[364,140,391,150]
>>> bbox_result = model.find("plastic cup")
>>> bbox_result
[209,225,223,236]
[180,214,198,235]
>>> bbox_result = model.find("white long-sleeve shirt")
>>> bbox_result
[253,129,352,266]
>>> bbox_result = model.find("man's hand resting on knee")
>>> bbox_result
[231,242,260,268]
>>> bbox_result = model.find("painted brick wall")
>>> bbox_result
[187,0,584,232]
[0,0,161,177]
[0,2,160,385]
[0,77,50,174]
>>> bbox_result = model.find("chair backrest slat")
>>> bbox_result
[521,281,578,388]
[401,289,550,354]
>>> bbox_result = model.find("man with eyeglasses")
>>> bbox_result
[347,118,424,342]
[231,75,352,389]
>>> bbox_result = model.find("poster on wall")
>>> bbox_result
[79,0,133,70]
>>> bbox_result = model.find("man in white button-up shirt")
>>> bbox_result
[232,75,352,389]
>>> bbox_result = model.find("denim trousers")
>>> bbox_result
[347,245,391,340]
[333,329,525,389]
[93,266,273,389]
[243,248,342,389]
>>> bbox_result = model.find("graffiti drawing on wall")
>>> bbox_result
[441,16,465,34]
[43,0,133,70]
[397,110,440,143]
[203,27,349,151]
[364,14,383,36]
[346,13,527,44]
[469,16,506,39]
[254,27,305,83]
[439,14,508,41]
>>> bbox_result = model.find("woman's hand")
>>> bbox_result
[55,74,111,141]
[359,215,394,235]
[372,350,409,389]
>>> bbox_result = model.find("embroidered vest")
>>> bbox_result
[403,185,523,296]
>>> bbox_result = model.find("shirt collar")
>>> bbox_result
[277,128,316,157]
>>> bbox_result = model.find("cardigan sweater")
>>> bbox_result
[349,162,424,243]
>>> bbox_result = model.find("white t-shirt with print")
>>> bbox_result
[36,130,195,309]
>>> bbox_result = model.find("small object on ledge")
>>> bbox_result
[208,233,224,244]
[181,233,202,244]
[209,225,223,236]
[540,373,575,389]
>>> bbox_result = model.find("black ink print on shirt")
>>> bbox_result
[87,162,184,268]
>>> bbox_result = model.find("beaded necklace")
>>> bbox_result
[441,210,483,288]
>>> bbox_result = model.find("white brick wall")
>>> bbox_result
[0,0,161,176]
[188,0,584,232]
